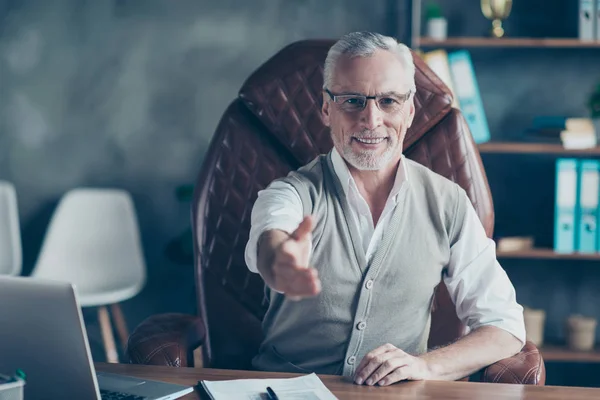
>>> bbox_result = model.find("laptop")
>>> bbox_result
[0,276,194,399]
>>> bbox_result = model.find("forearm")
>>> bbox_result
[421,325,523,381]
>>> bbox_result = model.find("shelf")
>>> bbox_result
[418,37,600,48]
[478,142,600,156]
[540,346,600,362]
[496,248,600,260]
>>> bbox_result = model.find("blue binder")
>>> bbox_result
[447,50,490,144]
[576,159,600,253]
[554,158,580,253]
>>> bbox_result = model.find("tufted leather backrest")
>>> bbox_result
[192,40,494,370]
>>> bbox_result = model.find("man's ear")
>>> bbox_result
[321,93,331,127]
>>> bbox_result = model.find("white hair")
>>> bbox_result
[323,31,416,91]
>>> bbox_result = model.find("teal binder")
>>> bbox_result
[554,158,580,253]
[576,159,599,253]
[447,50,490,144]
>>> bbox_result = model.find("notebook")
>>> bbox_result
[199,373,338,400]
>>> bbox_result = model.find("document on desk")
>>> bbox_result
[199,373,338,400]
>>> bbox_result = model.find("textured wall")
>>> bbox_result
[0,0,404,360]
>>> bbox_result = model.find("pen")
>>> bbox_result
[266,386,279,400]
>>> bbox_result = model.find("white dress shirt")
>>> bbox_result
[244,148,526,346]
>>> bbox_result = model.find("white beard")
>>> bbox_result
[332,131,399,171]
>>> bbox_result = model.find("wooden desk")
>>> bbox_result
[95,363,600,399]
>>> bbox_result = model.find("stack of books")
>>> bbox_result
[524,117,597,149]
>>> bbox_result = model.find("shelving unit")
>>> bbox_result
[478,142,600,156]
[485,140,600,363]
[541,346,600,363]
[497,248,600,261]
[411,1,600,370]
[418,37,600,49]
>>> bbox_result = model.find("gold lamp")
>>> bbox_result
[481,0,513,38]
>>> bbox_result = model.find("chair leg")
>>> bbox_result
[98,306,119,363]
[110,303,130,355]
[193,346,204,368]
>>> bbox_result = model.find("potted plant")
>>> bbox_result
[589,82,600,140]
[425,2,447,41]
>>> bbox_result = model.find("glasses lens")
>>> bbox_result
[332,92,410,113]
[338,96,365,112]
[377,97,403,113]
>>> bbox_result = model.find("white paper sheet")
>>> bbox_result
[199,373,338,400]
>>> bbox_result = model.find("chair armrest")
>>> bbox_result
[476,341,546,385]
[126,313,206,367]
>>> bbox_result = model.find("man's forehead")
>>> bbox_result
[329,51,412,92]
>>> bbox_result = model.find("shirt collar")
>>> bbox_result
[330,147,408,204]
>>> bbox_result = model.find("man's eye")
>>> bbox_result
[379,98,397,105]
[344,98,362,105]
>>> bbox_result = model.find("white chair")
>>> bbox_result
[31,188,146,363]
[0,181,22,276]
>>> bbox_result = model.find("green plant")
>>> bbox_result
[589,83,600,118]
[425,2,443,20]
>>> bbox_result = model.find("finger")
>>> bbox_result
[355,343,397,380]
[377,366,409,386]
[277,263,318,283]
[285,278,320,298]
[290,215,314,241]
[277,266,321,297]
[369,356,408,386]
[277,240,310,267]
[286,271,321,297]
[354,349,397,385]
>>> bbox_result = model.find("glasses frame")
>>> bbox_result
[324,88,413,113]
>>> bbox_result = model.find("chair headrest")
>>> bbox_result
[239,39,453,166]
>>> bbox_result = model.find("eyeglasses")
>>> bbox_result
[324,88,412,114]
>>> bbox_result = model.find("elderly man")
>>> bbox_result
[244,31,525,386]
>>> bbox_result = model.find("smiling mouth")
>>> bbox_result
[353,137,387,144]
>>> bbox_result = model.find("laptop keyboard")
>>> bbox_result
[100,389,148,400]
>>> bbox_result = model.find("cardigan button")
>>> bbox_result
[347,356,356,365]
[365,280,373,289]
[357,321,367,330]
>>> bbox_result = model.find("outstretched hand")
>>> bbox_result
[270,215,321,299]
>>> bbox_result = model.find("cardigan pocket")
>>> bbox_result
[268,345,312,374]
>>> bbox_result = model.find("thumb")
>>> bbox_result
[291,215,314,241]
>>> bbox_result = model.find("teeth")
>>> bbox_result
[355,137,385,144]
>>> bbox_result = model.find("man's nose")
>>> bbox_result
[359,99,383,130]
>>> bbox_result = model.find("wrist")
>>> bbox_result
[256,230,287,285]
[419,354,440,380]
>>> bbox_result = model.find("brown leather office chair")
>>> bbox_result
[127,40,545,385]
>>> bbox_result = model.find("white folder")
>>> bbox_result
[422,50,460,109]
[580,0,595,41]
[596,0,600,40]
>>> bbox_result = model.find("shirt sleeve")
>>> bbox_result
[244,180,305,274]
[443,189,526,346]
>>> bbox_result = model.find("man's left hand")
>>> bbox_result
[354,343,432,386]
